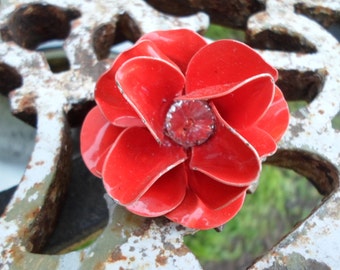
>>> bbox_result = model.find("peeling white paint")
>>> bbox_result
[250,192,340,269]
[248,0,340,268]
[0,1,209,269]
[104,221,201,270]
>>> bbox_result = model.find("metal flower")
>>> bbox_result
[80,29,289,229]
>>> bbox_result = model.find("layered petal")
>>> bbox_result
[80,106,124,177]
[139,29,207,73]
[185,39,278,94]
[126,163,187,217]
[212,74,275,129]
[256,86,290,142]
[188,170,248,210]
[182,74,275,130]
[237,127,276,159]
[95,40,174,127]
[102,127,187,205]
[190,106,260,186]
[166,188,246,229]
[116,57,185,142]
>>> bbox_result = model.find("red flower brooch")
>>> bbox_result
[81,29,289,229]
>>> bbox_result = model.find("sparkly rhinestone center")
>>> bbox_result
[164,100,215,148]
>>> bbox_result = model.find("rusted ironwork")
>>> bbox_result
[0,0,339,269]
[247,0,340,268]
[0,1,208,269]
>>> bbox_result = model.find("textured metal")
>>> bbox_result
[247,0,340,269]
[0,1,208,269]
[0,0,339,269]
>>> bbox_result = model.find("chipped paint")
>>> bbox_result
[0,0,208,269]
[248,0,340,268]
[103,220,201,269]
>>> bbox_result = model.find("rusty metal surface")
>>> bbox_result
[247,0,340,269]
[0,1,208,269]
[0,0,339,269]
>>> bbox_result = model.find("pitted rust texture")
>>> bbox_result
[0,0,339,269]
[247,0,340,269]
[0,0,208,269]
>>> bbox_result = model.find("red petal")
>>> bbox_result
[256,86,290,142]
[95,40,173,127]
[166,188,246,229]
[116,57,185,142]
[102,127,187,204]
[190,107,260,186]
[95,65,141,127]
[237,127,277,158]
[139,29,207,73]
[179,81,244,100]
[212,74,275,129]
[189,170,248,210]
[126,163,187,217]
[185,40,278,94]
[80,106,124,177]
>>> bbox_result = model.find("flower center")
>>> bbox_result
[164,100,215,148]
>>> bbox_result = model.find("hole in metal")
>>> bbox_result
[204,24,245,41]
[0,95,36,195]
[1,3,80,50]
[266,149,339,196]
[37,40,70,73]
[287,100,308,114]
[331,111,340,130]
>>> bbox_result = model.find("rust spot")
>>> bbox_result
[35,161,44,166]
[7,245,25,265]
[93,262,105,270]
[132,219,152,237]
[10,91,37,126]
[266,252,331,270]
[47,112,55,120]
[156,250,168,266]
[109,247,127,262]
[172,244,190,257]
[295,3,338,28]
[24,207,40,222]
[15,92,36,112]
[33,182,43,190]
[80,250,85,262]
